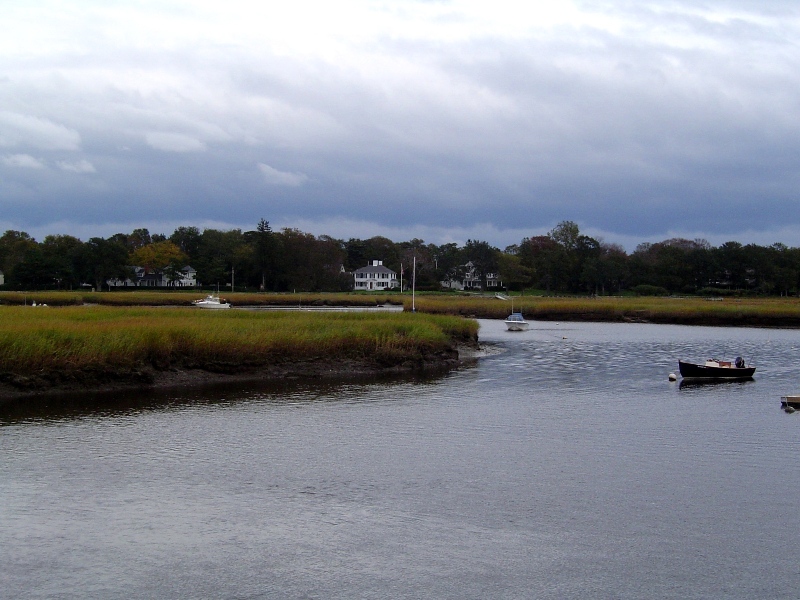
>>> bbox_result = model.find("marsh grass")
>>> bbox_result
[0,291,404,307]
[78,291,405,307]
[3,290,800,327]
[0,306,477,375]
[0,292,84,306]
[405,295,800,325]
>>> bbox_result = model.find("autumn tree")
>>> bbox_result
[130,241,187,272]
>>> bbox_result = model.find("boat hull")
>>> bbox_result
[505,312,529,331]
[192,294,231,309]
[678,360,755,379]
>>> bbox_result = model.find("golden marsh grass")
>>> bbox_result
[406,295,800,326]
[0,291,404,307]
[0,306,478,375]
[3,290,800,328]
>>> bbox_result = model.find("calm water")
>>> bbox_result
[2,320,799,599]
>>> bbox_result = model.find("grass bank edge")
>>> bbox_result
[4,290,800,325]
[406,295,800,325]
[0,307,478,375]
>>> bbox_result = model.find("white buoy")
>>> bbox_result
[668,373,677,381]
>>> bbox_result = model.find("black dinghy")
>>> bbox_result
[678,357,755,379]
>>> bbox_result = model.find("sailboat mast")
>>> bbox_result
[412,256,416,312]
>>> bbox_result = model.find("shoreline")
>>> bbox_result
[0,305,480,403]
[0,343,483,403]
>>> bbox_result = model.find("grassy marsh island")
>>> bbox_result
[409,294,800,327]
[4,290,800,326]
[3,291,800,398]
[0,305,478,398]
[0,291,404,307]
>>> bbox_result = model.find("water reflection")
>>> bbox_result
[0,369,454,425]
[678,377,756,390]
[3,321,800,599]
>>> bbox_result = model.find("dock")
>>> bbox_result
[780,395,800,409]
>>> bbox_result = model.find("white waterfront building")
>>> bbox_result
[353,260,398,291]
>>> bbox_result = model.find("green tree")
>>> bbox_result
[84,237,131,290]
[462,239,500,290]
[596,243,629,294]
[273,229,347,292]
[497,252,531,292]
[517,235,561,292]
[170,226,202,260]
[195,229,246,288]
[41,234,85,289]
[250,218,275,291]
[398,239,437,290]
[0,230,37,280]
[433,243,464,289]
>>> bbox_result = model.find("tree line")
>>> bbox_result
[1,219,799,296]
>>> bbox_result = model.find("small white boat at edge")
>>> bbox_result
[504,312,529,331]
[192,294,231,309]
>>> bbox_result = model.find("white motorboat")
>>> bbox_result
[504,312,529,331]
[192,294,231,309]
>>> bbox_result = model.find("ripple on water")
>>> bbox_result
[1,321,799,599]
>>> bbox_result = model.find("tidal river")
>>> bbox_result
[1,320,798,599]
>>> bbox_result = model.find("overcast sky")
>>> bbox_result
[2,1,799,251]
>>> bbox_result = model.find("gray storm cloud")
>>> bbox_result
[1,1,799,249]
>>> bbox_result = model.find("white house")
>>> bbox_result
[107,265,198,288]
[441,261,503,291]
[353,260,398,291]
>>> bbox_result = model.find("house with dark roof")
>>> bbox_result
[441,261,503,290]
[353,260,398,291]
[107,265,198,288]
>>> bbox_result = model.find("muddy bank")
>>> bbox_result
[0,344,478,402]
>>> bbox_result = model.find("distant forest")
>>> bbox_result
[1,219,799,296]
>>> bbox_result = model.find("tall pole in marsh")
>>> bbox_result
[412,256,416,313]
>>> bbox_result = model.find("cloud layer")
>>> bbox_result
[1,0,799,250]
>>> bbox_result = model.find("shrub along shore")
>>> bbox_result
[0,305,478,399]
